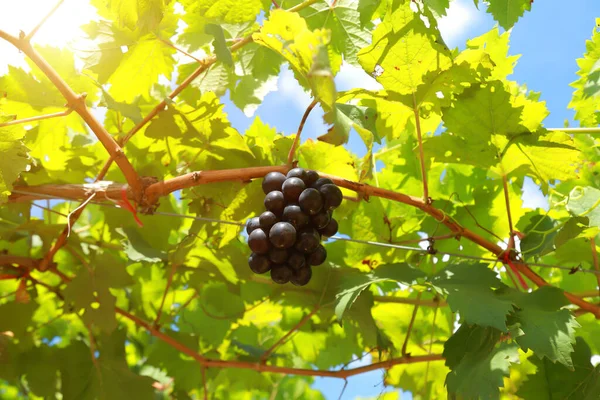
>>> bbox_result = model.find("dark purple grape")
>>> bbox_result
[291,266,312,286]
[295,228,321,254]
[248,228,270,254]
[319,184,343,210]
[271,264,293,284]
[262,172,286,194]
[259,211,278,231]
[311,177,333,190]
[269,222,297,249]
[282,205,310,229]
[287,167,308,183]
[319,218,338,237]
[246,217,261,234]
[305,170,319,186]
[249,253,271,274]
[307,245,327,266]
[264,191,285,216]
[288,251,306,271]
[269,248,289,264]
[298,188,323,215]
[311,212,331,230]
[282,177,306,203]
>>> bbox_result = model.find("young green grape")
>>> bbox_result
[262,171,287,194]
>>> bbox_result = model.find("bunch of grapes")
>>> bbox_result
[246,168,342,286]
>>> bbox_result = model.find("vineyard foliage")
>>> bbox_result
[1,0,600,398]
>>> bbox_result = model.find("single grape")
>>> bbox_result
[282,204,310,229]
[264,191,286,216]
[246,217,261,234]
[311,177,333,190]
[248,253,271,274]
[305,170,320,186]
[295,228,321,254]
[307,245,327,266]
[271,264,293,284]
[282,177,306,203]
[262,172,287,194]
[311,211,331,230]
[319,184,343,210]
[259,211,278,231]
[291,266,312,286]
[286,167,308,183]
[288,251,306,271]
[269,222,297,249]
[319,218,338,237]
[269,248,289,264]
[298,188,323,215]
[248,228,270,254]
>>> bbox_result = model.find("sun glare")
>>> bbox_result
[0,0,97,73]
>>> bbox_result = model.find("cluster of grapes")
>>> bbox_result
[246,168,342,286]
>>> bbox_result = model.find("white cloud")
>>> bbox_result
[437,0,480,48]
[277,67,313,110]
[335,62,383,92]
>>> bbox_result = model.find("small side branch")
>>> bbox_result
[24,0,65,41]
[287,99,318,165]
[591,238,600,297]
[115,307,443,378]
[0,108,73,128]
[412,93,429,202]
[401,292,422,356]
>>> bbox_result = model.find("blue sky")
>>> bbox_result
[1,0,599,398]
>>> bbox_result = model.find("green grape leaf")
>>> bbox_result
[500,131,581,184]
[486,0,532,30]
[0,125,29,204]
[516,213,557,258]
[299,0,372,64]
[0,301,38,337]
[358,1,452,94]
[444,324,519,399]
[517,337,600,399]
[566,186,600,228]
[508,286,580,369]
[205,23,234,67]
[108,36,176,102]
[430,263,514,331]
[569,26,600,126]
[335,263,426,320]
